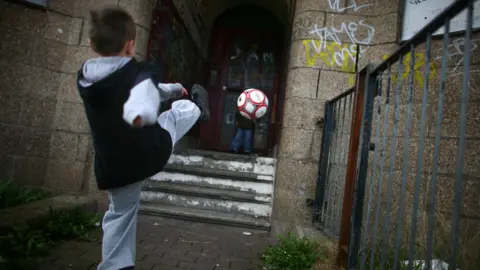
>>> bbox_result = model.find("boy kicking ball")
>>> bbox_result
[77,6,209,270]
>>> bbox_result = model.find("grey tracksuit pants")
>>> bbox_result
[98,100,200,270]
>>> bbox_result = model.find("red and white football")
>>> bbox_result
[237,88,269,120]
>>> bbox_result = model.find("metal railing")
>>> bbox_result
[314,0,479,269]
[313,86,356,237]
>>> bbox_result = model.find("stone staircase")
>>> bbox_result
[139,149,276,230]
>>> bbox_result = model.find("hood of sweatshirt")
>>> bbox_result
[79,56,132,87]
[77,57,135,107]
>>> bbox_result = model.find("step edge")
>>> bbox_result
[142,181,272,204]
[152,170,274,185]
[139,194,272,219]
[146,177,273,195]
[140,194,273,219]
[139,204,271,230]
[163,164,274,182]
[171,149,276,164]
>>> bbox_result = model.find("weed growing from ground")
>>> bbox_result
[262,233,328,270]
[0,180,51,209]
[0,207,100,270]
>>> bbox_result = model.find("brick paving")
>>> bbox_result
[38,215,276,270]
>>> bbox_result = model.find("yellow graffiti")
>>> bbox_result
[302,40,359,86]
[302,39,438,88]
[382,53,437,89]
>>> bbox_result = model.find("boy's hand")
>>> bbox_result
[132,116,142,127]
[182,88,188,97]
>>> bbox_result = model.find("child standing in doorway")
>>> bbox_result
[77,6,208,270]
[229,110,255,154]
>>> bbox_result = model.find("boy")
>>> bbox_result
[229,110,255,154]
[77,6,208,270]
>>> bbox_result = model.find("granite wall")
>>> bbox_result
[269,0,480,266]
[0,0,154,193]
[271,0,402,236]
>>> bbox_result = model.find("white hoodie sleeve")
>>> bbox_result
[157,83,184,100]
[122,78,184,127]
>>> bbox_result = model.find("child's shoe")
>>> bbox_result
[191,84,210,122]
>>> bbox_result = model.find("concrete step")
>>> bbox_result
[139,203,271,230]
[143,180,272,203]
[140,149,276,230]
[168,150,276,177]
[140,189,271,218]
[162,163,274,182]
[173,149,276,164]
[148,171,273,195]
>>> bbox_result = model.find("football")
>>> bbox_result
[237,88,269,120]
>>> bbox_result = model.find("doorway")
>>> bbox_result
[198,6,284,156]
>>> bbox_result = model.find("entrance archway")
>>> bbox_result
[198,5,286,156]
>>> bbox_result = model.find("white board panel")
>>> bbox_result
[402,0,480,41]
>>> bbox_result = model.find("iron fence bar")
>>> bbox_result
[335,94,353,234]
[337,66,369,267]
[333,96,349,234]
[425,16,451,269]
[325,102,341,230]
[392,43,416,270]
[449,1,474,268]
[365,73,385,270]
[407,32,432,270]
[379,56,403,270]
[313,103,334,224]
[360,73,384,270]
[347,65,377,269]
[324,101,340,229]
[369,66,392,270]
[371,0,472,75]
[334,98,346,233]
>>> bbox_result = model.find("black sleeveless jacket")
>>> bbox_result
[77,58,172,190]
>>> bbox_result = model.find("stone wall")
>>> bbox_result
[271,0,480,267]
[0,0,154,193]
[271,0,402,236]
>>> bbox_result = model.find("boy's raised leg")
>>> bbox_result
[157,99,201,145]
[157,84,209,145]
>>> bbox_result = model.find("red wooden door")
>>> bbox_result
[199,28,281,156]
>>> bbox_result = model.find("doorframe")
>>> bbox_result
[199,27,284,156]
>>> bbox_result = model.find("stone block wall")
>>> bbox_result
[0,0,154,193]
[272,0,402,235]
[272,0,480,266]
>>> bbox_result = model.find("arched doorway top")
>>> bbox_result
[199,0,290,29]
[213,5,283,32]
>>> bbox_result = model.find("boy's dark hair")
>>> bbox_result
[89,6,136,56]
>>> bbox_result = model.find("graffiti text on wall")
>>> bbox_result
[439,37,480,77]
[303,40,364,85]
[302,18,375,86]
[384,37,480,88]
[382,53,437,89]
[309,20,375,53]
[328,0,372,13]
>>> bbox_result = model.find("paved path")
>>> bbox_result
[38,215,275,270]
